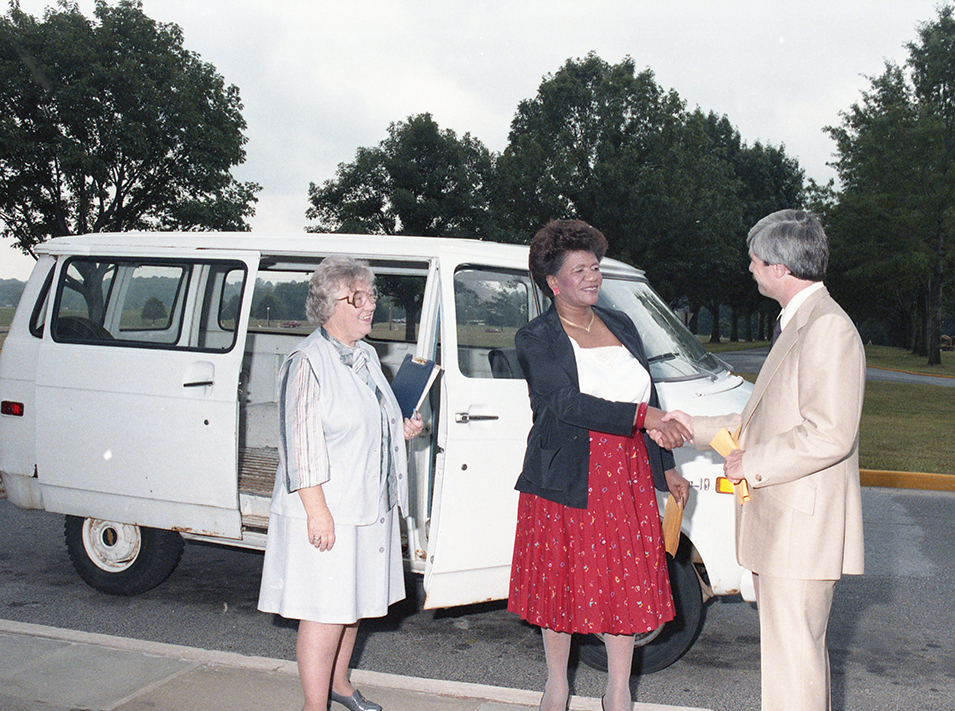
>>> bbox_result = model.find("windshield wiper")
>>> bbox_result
[648,351,679,363]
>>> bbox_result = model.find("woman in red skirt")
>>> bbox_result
[509,220,692,711]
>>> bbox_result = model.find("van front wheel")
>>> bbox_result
[64,516,184,596]
[576,543,705,675]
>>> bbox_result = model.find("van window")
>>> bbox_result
[249,269,427,344]
[454,267,532,379]
[50,257,247,352]
[29,269,54,338]
[598,277,725,380]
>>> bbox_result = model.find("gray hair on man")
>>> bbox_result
[305,256,375,326]
[747,209,829,282]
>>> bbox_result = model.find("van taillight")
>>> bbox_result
[1,401,24,417]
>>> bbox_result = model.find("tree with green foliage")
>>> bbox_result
[496,54,685,251]
[0,0,260,258]
[718,128,804,342]
[253,292,284,324]
[140,295,167,325]
[495,54,746,326]
[307,113,497,339]
[307,112,497,239]
[826,6,955,364]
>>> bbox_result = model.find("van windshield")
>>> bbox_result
[597,277,726,381]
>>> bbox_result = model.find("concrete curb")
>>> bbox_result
[860,469,955,491]
[0,619,709,711]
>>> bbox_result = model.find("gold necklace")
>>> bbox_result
[558,311,596,332]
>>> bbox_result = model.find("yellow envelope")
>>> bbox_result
[662,494,683,556]
[710,426,751,504]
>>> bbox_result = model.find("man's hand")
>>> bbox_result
[647,409,694,450]
[723,448,745,482]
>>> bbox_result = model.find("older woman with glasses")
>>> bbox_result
[258,256,423,711]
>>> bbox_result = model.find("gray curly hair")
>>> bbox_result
[305,256,375,326]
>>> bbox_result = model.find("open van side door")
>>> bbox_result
[423,262,536,608]
[34,249,259,538]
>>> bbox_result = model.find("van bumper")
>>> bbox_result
[0,472,44,510]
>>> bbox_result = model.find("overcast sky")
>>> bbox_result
[1,0,946,280]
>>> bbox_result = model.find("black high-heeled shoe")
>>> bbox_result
[329,689,382,711]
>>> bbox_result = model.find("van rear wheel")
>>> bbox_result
[576,542,705,675]
[64,516,184,596]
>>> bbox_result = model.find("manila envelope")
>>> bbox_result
[662,494,682,557]
[710,426,751,504]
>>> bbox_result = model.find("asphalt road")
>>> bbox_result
[2,486,953,711]
[718,346,955,386]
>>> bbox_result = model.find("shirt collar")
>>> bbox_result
[779,282,824,331]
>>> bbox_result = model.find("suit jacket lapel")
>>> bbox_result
[740,286,829,434]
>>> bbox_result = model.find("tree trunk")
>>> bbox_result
[742,309,753,341]
[729,305,739,342]
[708,302,721,344]
[927,264,943,366]
[913,285,928,357]
[688,304,699,336]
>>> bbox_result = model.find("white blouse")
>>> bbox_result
[570,338,651,403]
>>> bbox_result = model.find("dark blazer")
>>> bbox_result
[514,304,674,509]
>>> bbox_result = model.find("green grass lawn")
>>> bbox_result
[703,336,955,375]
[735,371,951,474]
[702,314,953,475]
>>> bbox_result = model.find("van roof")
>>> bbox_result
[34,232,645,278]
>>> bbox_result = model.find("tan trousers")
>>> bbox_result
[754,573,836,711]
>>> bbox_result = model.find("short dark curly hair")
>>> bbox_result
[528,219,609,297]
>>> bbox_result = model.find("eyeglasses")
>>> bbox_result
[337,287,379,309]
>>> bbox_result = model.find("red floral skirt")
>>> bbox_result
[507,431,675,635]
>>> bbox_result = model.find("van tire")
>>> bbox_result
[64,516,184,596]
[576,542,705,675]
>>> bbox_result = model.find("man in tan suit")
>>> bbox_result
[689,210,865,711]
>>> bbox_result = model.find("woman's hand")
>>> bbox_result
[306,507,335,551]
[661,410,694,442]
[664,467,690,508]
[298,485,335,551]
[403,412,424,441]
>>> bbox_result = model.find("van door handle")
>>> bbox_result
[454,412,499,423]
[183,361,215,388]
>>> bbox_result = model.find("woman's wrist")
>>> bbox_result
[635,401,649,430]
[642,405,666,431]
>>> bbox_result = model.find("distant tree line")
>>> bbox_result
[0,278,24,308]
[308,55,804,346]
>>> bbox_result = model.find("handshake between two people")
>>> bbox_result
[643,407,694,451]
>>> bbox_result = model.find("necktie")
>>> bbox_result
[770,316,782,347]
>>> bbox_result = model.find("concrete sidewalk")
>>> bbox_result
[0,620,712,711]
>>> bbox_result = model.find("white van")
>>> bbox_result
[0,232,755,673]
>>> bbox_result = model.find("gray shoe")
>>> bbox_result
[329,689,383,711]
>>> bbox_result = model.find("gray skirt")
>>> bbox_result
[257,505,405,624]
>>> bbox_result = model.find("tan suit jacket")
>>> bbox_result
[695,286,865,580]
